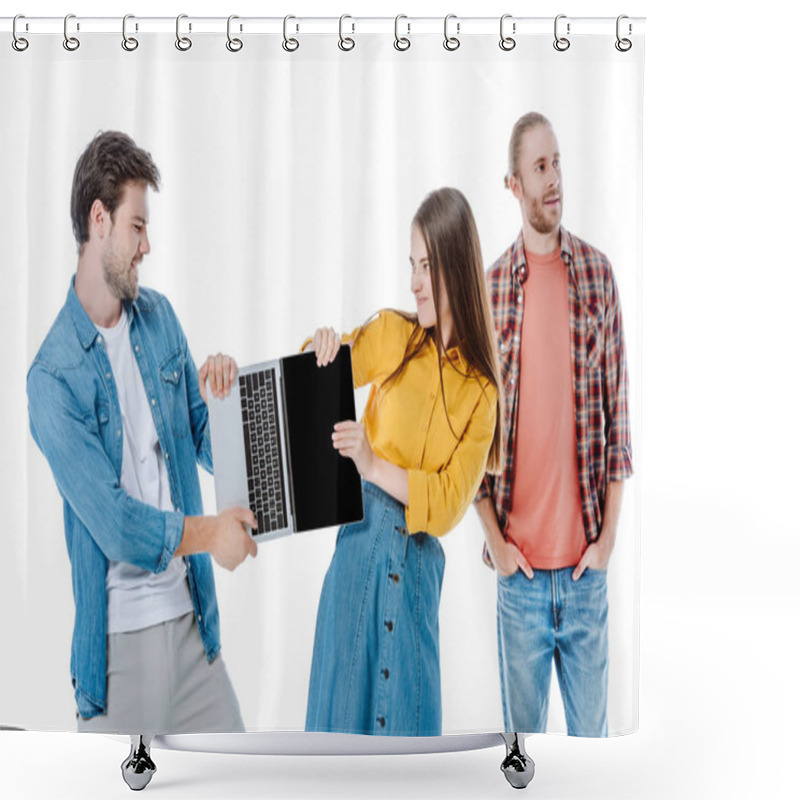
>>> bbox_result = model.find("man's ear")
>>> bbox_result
[88,198,110,241]
[508,173,522,202]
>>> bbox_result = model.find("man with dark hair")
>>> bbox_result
[27,132,257,762]
[476,113,633,737]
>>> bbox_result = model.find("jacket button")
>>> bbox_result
[382,669,390,679]
[390,573,400,584]
[377,717,386,728]
[385,620,393,632]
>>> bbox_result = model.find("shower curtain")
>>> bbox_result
[0,16,643,738]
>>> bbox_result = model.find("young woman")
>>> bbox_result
[304,187,502,736]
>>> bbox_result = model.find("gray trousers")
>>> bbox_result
[77,612,244,736]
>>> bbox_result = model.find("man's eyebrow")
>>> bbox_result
[133,216,147,224]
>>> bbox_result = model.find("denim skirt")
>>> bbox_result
[305,481,445,736]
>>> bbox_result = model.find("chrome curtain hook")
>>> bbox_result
[63,13,80,51]
[443,14,460,51]
[394,14,410,51]
[226,15,243,52]
[176,13,192,51]
[499,13,516,51]
[553,14,570,52]
[12,14,29,52]
[122,14,139,51]
[283,15,299,52]
[615,15,632,52]
[338,14,355,51]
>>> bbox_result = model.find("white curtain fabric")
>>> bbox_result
[0,28,643,734]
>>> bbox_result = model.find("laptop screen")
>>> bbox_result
[280,349,363,533]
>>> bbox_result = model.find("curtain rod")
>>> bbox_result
[1,15,646,37]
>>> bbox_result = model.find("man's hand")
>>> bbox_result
[572,538,612,581]
[207,506,258,571]
[489,537,534,580]
[199,353,238,403]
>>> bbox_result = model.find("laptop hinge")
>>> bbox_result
[279,366,297,525]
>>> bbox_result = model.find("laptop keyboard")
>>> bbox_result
[240,369,288,534]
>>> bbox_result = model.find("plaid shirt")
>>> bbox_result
[477,228,633,552]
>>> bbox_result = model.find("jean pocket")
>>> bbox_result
[497,569,518,584]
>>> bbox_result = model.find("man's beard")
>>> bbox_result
[525,191,562,235]
[102,245,138,301]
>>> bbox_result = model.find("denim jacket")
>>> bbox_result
[27,280,221,719]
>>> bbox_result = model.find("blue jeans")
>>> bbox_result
[497,567,608,737]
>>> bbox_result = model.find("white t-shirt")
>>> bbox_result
[97,312,194,634]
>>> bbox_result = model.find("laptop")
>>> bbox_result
[207,348,363,542]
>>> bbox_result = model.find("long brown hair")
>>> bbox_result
[375,187,503,472]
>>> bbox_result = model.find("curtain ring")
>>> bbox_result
[553,14,570,52]
[615,15,632,52]
[338,14,355,51]
[394,14,410,51]
[12,14,29,52]
[499,14,516,51]
[283,15,299,52]
[443,14,460,51]
[226,15,243,52]
[122,14,138,51]
[63,14,80,51]
[175,14,192,51]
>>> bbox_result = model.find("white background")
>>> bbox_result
[1,12,641,734]
[1,1,798,799]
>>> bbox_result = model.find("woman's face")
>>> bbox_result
[410,224,451,334]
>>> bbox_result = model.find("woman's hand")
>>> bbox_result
[310,327,341,366]
[199,353,238,403]
[332,421,375,479]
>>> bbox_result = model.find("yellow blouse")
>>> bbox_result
[342,310,497,538]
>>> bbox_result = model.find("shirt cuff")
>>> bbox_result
[157,510,185,573]
[405,469,429,534]
[606,444,634,482]
[474,475,492,503]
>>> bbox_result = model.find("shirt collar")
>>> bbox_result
[66,276,133,350]
[511,226,574,283]
[442,344,467,371]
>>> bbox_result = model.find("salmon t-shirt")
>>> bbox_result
[505,247,586,568]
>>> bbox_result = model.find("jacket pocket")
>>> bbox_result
[159,349,189,437]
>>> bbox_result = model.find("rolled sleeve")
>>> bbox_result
[603,269,633,483]
[405,387,497,538]
[474,474,493,503]
[606,443,633,482]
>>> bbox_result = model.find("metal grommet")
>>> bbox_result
[499,13,515,51]
[553,14,570,52]
[12,14,29,52]
[394,14,410,51]
[443,13,460,51]
[175,13,192,51]
[121,14,138,51]
[226,15,243,52]
[282,15,299,52]
[63,14,80,51]
[338,14,355,51]
[615,15,632,52]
